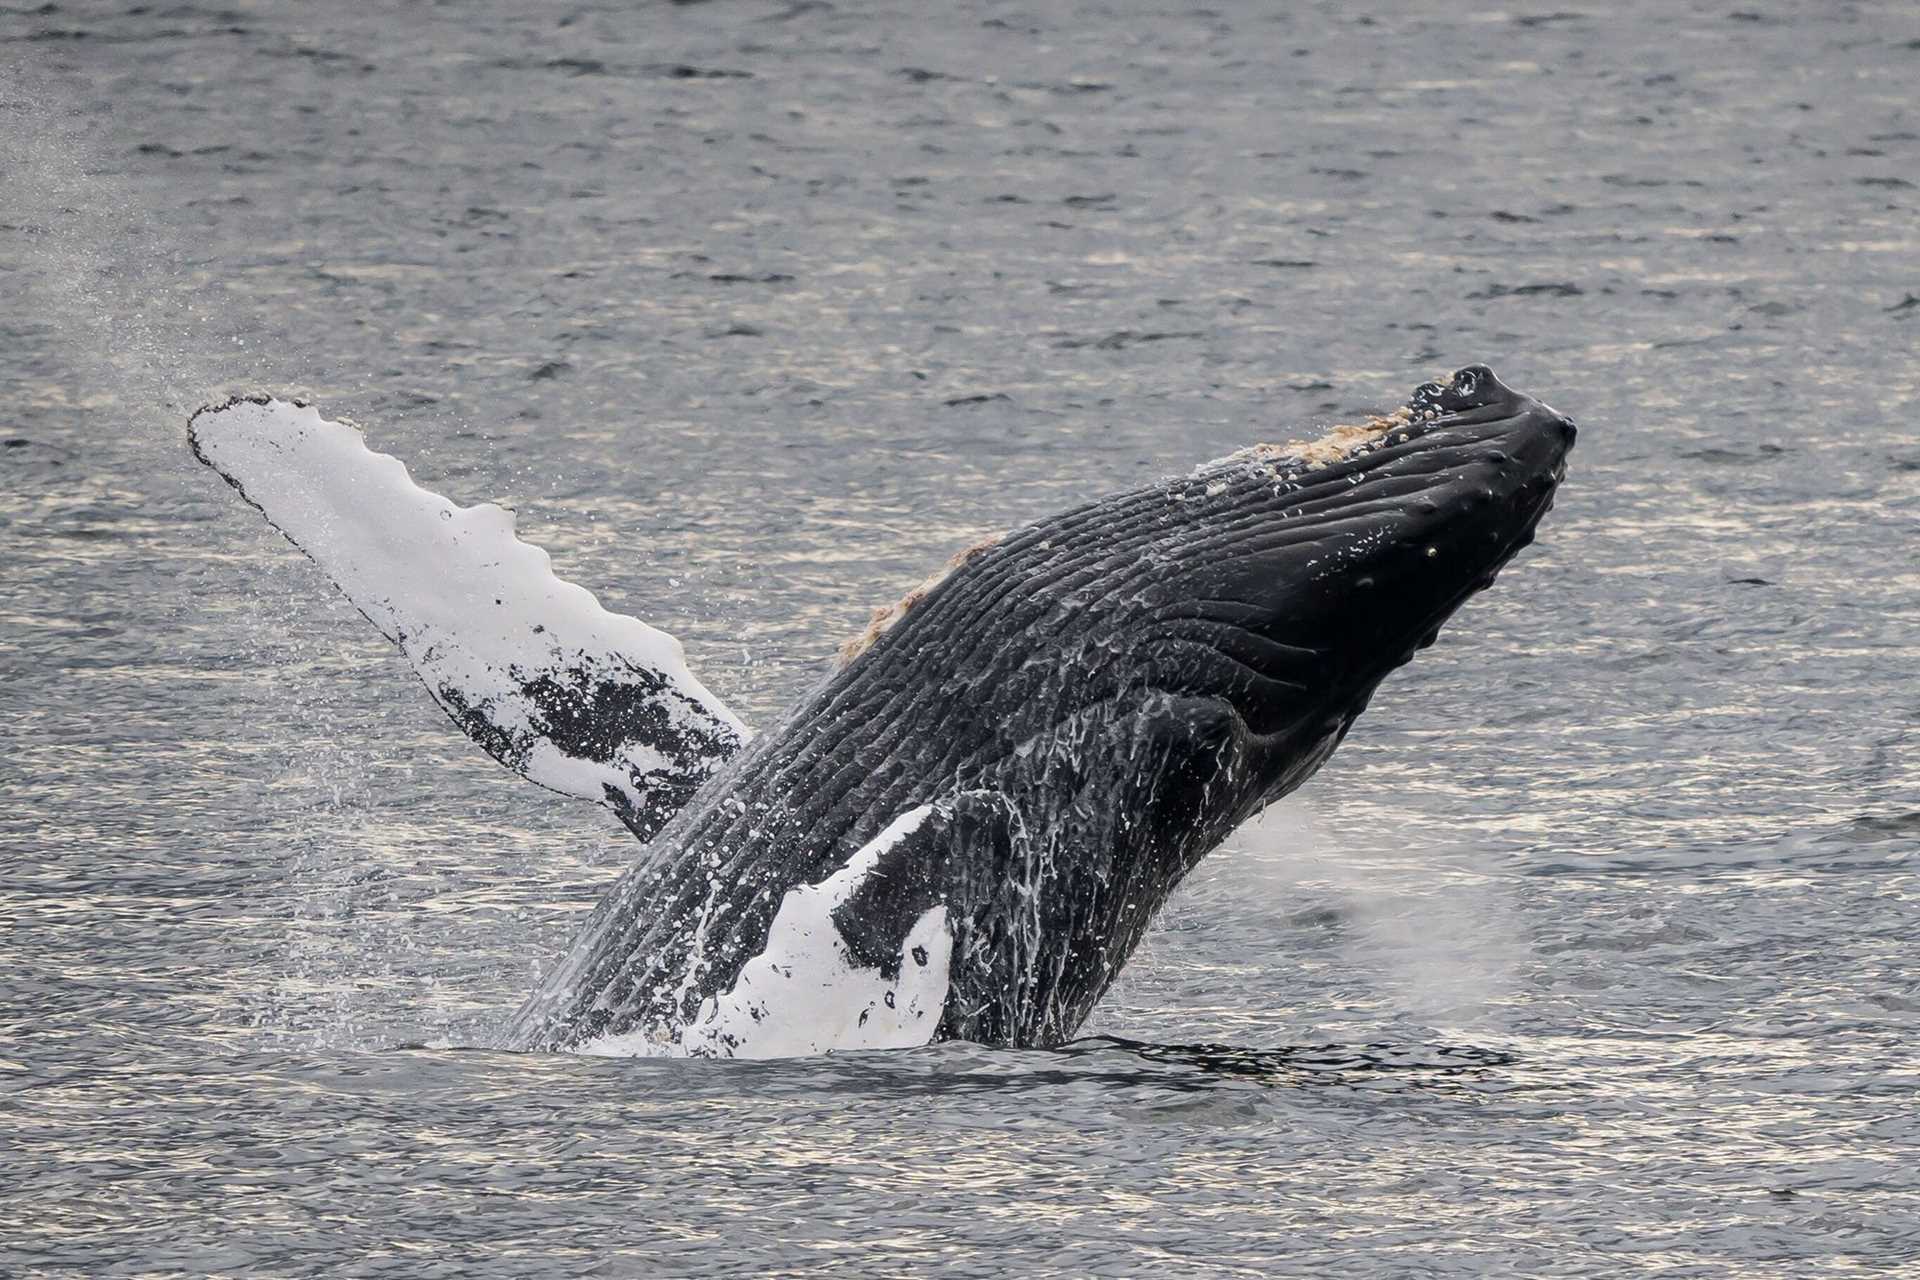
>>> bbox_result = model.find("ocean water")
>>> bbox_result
[3,1,1916,1275]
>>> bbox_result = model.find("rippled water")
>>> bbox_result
[4,1,1917,1274]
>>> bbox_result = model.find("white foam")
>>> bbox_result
[189,397,747,817]
[579,805,953,1059]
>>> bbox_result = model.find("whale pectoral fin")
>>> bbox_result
[187,396,749,841]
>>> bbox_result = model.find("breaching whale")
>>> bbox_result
[189,365,1574,1057]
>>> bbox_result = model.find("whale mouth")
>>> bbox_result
[1237,363,1576,530]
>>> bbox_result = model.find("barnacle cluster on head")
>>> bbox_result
[1223,405,1414,471]
[1209,396,1444,482]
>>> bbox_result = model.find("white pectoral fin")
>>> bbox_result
[188,395,748,839]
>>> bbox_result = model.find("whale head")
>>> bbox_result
[1163,363,1576,808]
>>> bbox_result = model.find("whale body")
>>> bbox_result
[189,364,1574,1057]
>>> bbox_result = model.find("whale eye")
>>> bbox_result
[1453,368,1479,397]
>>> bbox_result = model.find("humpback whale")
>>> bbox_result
[189,364,1573,1057]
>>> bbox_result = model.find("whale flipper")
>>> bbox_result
[187,396,749,840]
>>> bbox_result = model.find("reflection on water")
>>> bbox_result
[1072,1037,1521,1094]
[3,0,1917,1274]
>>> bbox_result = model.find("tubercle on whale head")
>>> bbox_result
[1404,364,1577,450]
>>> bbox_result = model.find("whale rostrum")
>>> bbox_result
[189,365,1574,1056]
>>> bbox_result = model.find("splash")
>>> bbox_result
[1234,803,1528,1033]
[0,63,438,1050]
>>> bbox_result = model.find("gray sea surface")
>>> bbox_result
[3,1,1917,1275]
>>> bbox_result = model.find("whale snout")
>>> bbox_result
[1187,366,1575,748]
[1362,368,1574,595]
